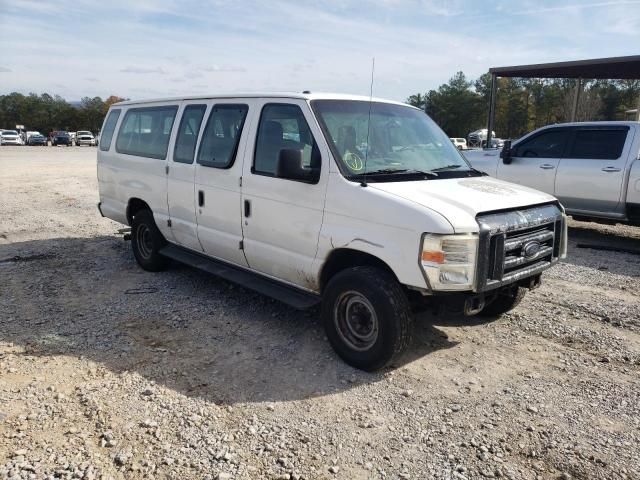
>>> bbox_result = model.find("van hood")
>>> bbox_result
[369,176,557,233]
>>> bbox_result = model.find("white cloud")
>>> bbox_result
[120,66,168,74]
[201,65,247,73]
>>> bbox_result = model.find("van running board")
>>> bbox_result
[159,244,321,310]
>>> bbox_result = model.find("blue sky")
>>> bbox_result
[0,0,639,102]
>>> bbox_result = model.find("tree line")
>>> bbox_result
[0,93,126,135]
[407,72,640,140]
[3,78,639,140]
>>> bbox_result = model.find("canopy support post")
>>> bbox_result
[486,73,497,148]
[571,78,582,122]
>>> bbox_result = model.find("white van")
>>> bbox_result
[97,92,567,370]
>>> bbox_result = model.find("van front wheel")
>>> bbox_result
[131,209,169,272]
[322,266,413,371]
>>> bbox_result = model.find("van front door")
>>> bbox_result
[167,103,207,251]
[240,101,328,290]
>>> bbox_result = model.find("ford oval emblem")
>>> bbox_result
[523,241,541,258]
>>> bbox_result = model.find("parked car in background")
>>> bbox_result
[51,131,73,146]
[483,137,505,149]
[75,130,97,146]
[1,130,23,145]
[467,128,495,148]
[463,121,640,226]
[26,131,41,141]
[97,92,567,371]
[27,133,48,146]
[450,138,467,150]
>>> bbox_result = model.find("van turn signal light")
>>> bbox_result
[421,250,445,264]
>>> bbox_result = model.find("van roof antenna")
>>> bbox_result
[361,57,375,188]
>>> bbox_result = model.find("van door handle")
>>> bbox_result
[198,190,204,207]
[244,199,251,217]
[539,164,555,169]
[601,166,621,172]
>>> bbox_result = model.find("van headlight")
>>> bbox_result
[421,234,478,291]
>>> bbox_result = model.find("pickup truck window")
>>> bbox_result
[513,129,569,158]
[99,110,120,152]
[566,128,628,160]
[253,103,320,177]
[312,100,475,181]
[197,104,248,168]
[174,104,206,164]
[116,106,178,159]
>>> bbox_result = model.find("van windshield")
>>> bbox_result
[311,100,479,181]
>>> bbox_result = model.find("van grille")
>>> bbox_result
[476,204,564,292]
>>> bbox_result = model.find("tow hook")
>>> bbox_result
[118,227,132,242]
[464,295,485,316]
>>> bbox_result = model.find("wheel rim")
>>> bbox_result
[334,291,379,352]
[136,224,154,259]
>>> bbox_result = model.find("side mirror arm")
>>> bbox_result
[500,140,513,164]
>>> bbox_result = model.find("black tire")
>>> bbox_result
[322,266,413,371]
[131,209,169,272]
[479,287,526,317]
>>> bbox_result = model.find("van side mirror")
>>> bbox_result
[276,149,319,183]
[500,140,513,164]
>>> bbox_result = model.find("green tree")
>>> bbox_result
[424,72,484,138]
[79,97,106,132]
[406,93,427,111]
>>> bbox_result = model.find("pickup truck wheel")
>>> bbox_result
[131,209,169,272]
[322,266,413,371]
[479,287,526,317]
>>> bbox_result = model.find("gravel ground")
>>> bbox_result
[1,145,639,480]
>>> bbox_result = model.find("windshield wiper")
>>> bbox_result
[365,168,438,177]
[430,164,464,172]
[430,164,488,176]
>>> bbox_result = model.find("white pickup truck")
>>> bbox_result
[464,122,640,225]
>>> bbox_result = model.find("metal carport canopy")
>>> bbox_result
[485,55,640,146]
[489,55,640,79]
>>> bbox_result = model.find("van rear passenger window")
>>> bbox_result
[197,104,248,168]
[174,104,206,164]
[99,109,121,152]
[116,106,178,159]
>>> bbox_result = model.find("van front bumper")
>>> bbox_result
[411,273,543,316]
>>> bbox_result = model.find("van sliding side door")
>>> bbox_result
[194,100,252,267]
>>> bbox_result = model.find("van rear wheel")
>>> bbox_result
[131,209,169,272]
[322,266,413,371]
